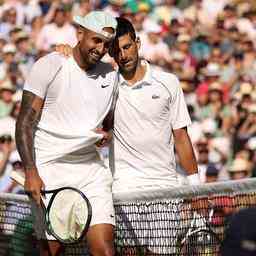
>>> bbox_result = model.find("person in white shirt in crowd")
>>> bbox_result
[16,11,118,256]
[36,4,77,51]
[0,7,18,38]
[0,43,17,83]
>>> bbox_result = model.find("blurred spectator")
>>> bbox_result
[0,81,15,118]
[139,20,170,66]
[0,7,17,38]
[0,134,15,192]
[72,0,92,17]
[152,0,182,25]
[228,157,251,180]
[221,207,256,256]
[0,43,17,82]
[200,82,232,136]
[15,31,35,79]
[0,100,20,139]
[205,163,219,183]
[36,4,77,51]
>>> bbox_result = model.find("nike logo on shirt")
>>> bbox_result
[101,84,110,88]
[152,94,160,99]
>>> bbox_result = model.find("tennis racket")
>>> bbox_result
[11,170,92,244]
[177,211,221,255]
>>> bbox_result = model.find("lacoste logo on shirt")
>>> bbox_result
[101,84,110,88]
[152,94,160,99]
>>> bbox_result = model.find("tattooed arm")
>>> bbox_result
[15,90,45,205]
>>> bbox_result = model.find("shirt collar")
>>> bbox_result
[118,60,153,88]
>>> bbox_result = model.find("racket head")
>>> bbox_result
[179,229,221,255]
[44,187,92,244]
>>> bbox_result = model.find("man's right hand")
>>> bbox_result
[24,168,45,205]
[55,44,73,57]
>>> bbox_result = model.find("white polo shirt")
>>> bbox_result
[24,52,117,166]
[111,62,191,192]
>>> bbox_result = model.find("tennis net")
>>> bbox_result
[1,178,256,255]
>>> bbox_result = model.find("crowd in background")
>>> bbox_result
[0,0,255,194]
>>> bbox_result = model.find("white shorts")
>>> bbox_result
[115,199,183,255]
[31,160,115,240]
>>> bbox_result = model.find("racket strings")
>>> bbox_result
[48,189,90,242]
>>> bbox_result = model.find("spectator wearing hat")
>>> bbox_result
[1,42,24,91]
[168,34,196,80]
[139,20,170,67]
[228,157,251,180]
[0,43,17,82]
[0,81,15,118]
[15,31,35,79]
[0,100,20,140]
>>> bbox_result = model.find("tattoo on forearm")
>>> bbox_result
[15,91,43,170]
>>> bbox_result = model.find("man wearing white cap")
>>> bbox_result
[15,11,118,256]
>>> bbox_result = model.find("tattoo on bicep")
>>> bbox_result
[16,91,43,170]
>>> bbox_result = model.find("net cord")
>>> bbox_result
[1,178,256,204]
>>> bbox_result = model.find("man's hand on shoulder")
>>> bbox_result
[55,44,73,57]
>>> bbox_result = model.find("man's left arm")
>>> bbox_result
[173,127,200,185]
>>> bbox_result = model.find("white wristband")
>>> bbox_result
[187,173,201,185]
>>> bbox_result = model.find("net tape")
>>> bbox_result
[1,178,256,255]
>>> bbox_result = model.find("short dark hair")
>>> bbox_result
[116,17,136,41]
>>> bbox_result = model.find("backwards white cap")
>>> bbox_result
[73,11,117,40]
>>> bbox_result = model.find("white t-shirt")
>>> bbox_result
[111,62,191,192]
[36,23,77,51]
[24,52,117,166]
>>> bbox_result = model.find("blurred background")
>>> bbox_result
[0,0,255,195]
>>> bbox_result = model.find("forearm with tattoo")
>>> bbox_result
[15,90,43,171]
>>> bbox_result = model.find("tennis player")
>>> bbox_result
[15,11,117,256]
[108,17,201,255]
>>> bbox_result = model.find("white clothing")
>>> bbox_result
[32,160,115,240]
[23,52,117,233]
[111,62,191,192]
[0,116,16,139]
[24,52,117,166]
[36,23,77,51]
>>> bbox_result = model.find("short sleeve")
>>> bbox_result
[23,53,63,99]
[169,76,192,130]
